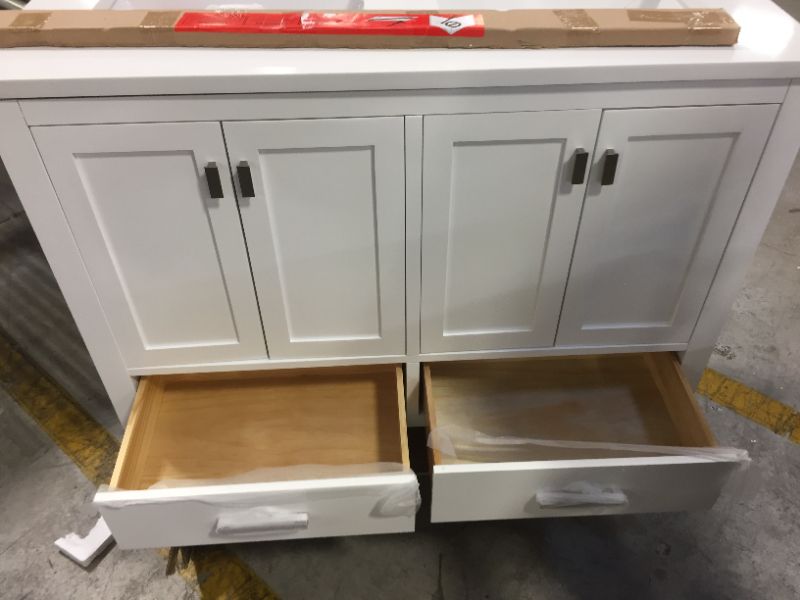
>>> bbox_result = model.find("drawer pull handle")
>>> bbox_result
[204,162,224,199]
[536,482,628,508]
[571,148,589,185]
[237,161,256,198]
[214,507,309,536]
[600,150,619,186]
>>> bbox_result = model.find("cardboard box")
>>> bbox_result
[0,9,740,50]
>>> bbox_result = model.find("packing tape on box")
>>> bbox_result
[140,11,182,29]
[553,10,600,32]
[10,12,51,30]
[627,9,736,31]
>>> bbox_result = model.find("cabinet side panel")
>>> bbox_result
[683,82,800,385]
[0,101,137,422]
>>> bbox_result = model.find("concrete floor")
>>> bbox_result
[2,46,800,600]
[709,157,800,411]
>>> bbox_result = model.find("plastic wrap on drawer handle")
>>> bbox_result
[535,482,629,508]
[97,462,421,517]
[215,506,310,536]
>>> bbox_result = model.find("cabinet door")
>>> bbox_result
[33,123,267,370]
[420,110,602,353]
[224,118,405,359]
[557,104,777,347]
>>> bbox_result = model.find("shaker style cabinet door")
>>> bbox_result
[32,123,267,370]
[420,110,602,353]
[557,104,778,347]
[224,118,406,359]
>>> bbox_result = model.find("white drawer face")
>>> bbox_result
[96,473,418,548]
[424,353,747,523]
[95,366,417,549]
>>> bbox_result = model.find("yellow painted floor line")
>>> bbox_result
[0,331,279,600]
[0,330,118,486]
[699,367,800,444]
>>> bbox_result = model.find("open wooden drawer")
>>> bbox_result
[424,353,747,522]
[95,365,417,549]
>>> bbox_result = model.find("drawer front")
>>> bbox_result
[98,365,415,549]
[431,458,739,523]
[96,473,418,549]
[424,354,748,524]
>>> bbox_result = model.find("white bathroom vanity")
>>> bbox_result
[1,0,799,549]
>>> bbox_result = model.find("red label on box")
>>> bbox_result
[174,12,485,37]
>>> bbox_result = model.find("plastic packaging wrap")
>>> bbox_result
[97,462,420,519]
[428,424,750,464]
[428,424,754,510]
[145,462,412,488]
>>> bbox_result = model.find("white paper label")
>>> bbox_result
[429,15,477,35]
